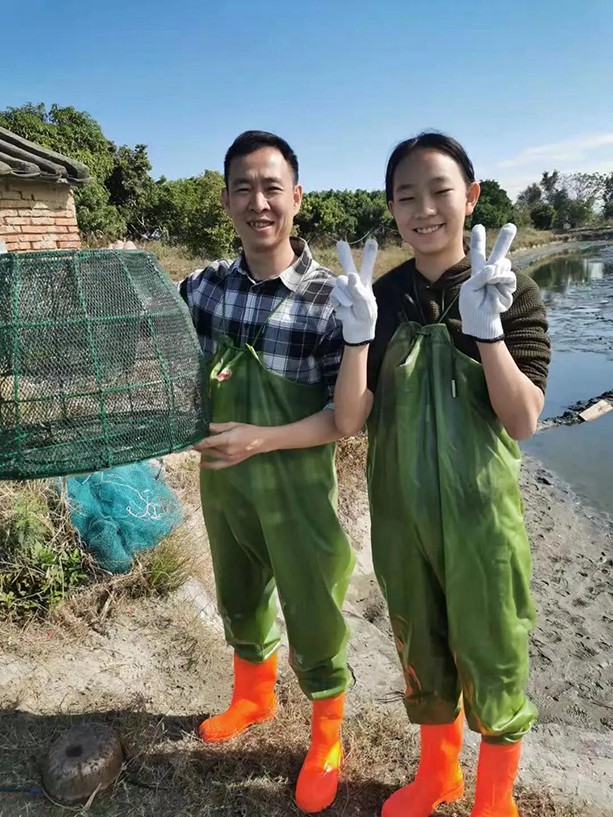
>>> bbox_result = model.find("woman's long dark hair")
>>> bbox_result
[385,132,476,201]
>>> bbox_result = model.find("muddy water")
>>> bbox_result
[522,243,613,515]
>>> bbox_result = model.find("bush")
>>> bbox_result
[530,202,555,230]
[0,483,90,620]
[472,180,514,228]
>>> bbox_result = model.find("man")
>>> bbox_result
[179,130,354,814]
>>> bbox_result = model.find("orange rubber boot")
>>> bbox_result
[295,693,344,814]
[382,712,465,817]
[198,652,277,743]
[470,740,521,817]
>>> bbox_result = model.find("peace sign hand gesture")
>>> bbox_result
[331,238,379,345]
[459,223,518,342]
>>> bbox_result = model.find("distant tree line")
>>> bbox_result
[2,103,611,258]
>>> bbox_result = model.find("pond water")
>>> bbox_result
[521,243,613,515]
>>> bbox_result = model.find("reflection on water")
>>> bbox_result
[531,253,610,295]
[522,243,613,515]
[526,243,613,355]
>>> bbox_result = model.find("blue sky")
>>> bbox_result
[2,0,612,198]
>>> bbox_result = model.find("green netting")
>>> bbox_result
[0,249,209,480]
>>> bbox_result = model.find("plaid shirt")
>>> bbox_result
[178,238,343,403]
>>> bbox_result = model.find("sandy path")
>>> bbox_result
[0,446,611,815]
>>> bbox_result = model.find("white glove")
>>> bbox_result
[459,223,517,341]
[331,238,379,345]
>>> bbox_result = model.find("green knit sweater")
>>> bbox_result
[367,255,551,394]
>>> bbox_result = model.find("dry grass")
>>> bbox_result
[0,689,583,817]
[143,241,205,282]
[47,524,206,634]
[335,434,369,522]
[135,227,559,285]
[313,243,412,280]
[508,227,556,250]
[0,474,202,627]
[0,450,588,816]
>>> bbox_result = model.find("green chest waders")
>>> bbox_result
[368,314,537,743]
[200,296,354,700]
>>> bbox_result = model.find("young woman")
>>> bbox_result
[331,132,550,817]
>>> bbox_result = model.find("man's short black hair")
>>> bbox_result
[224,130,299,186]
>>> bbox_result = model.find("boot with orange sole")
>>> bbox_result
[295,693,344,814]
[382,711,465,817]
[470,740,521,817]
[198,652,277,743]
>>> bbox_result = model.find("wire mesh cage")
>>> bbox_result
[0,249,208,480]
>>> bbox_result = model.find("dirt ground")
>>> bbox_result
[0,441,611,816]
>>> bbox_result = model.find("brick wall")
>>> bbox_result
[0,179,81,252]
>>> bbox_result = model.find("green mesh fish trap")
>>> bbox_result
[0,249,208,480]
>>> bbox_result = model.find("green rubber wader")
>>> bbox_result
[367,321,537,743]
[200,336,354,700]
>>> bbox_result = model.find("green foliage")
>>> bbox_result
[0,484,90,620]
[517,171,605,229]
[517,183,542,207]
[296,191,357,241]
[551,192,594,229]
[601,172,613,221]
[106,143,154,234]
[75,182,126,237]
[0,103,235,251]
[142,171,236,258]
[511,204,533,229]
[0,102,126,239]
[545,173,603,228]
[0,102,114,179]
[3,100,606,253]
[471,179,514,228]
[529,202,555,230]
[296,189,394,243]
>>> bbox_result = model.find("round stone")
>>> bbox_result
[42,723,124,804]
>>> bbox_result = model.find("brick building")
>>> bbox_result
[0,126,90,253]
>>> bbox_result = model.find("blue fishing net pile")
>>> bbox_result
[64,460,183,573]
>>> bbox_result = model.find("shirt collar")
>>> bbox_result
[233,237,314,292]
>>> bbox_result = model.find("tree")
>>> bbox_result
[333,189,394,241]
[295,189,396,244]
[515,170,603,229]
[74,183,126,237]
[517,183,542,207]
[0,103,115,180]
[552,194,594,229]
[603,172,613,221]
[0,103,126,238]
[511,204,533,229]
[105,144,155,235]
[546,173,602,228]
[561,172,603,203]
[529,202,555,230]
[541,170,560,202]
[296,192,356,242]
[140,171,236,258]
[471,179,514,228]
